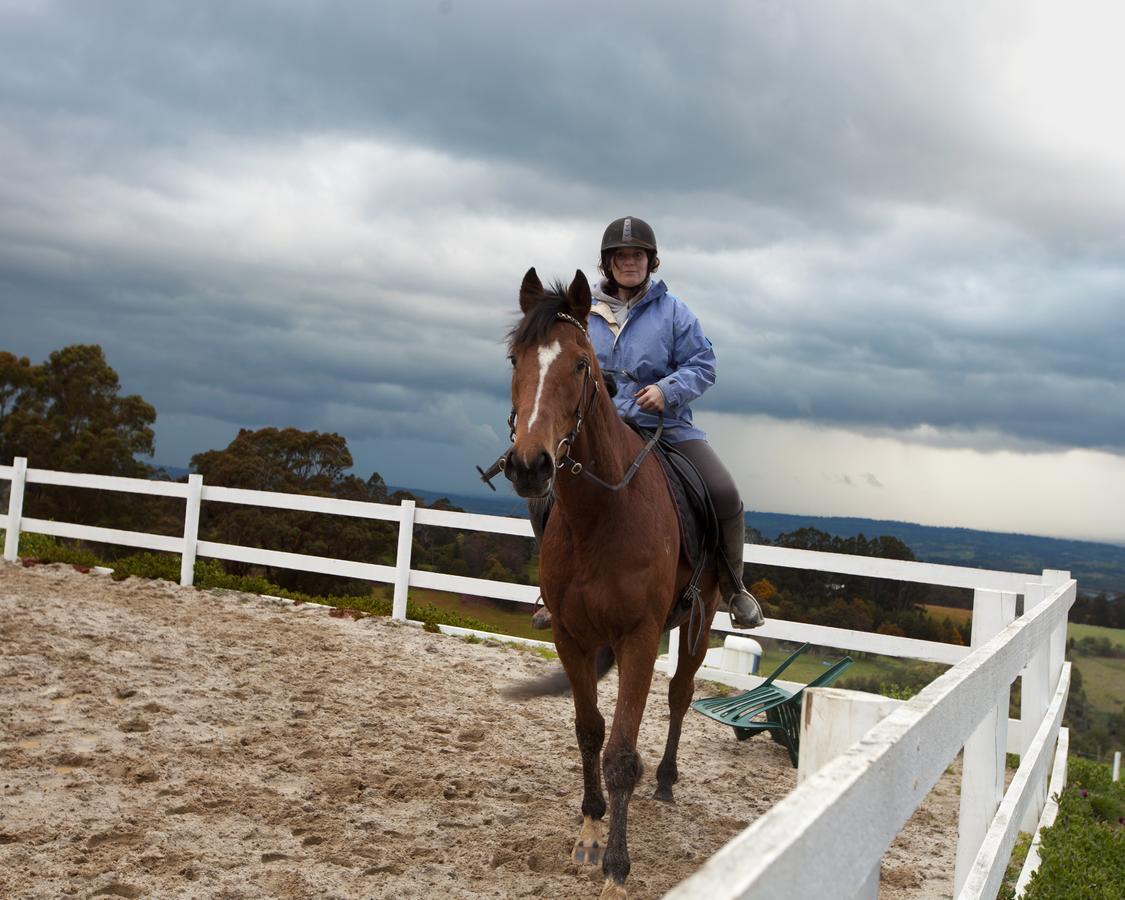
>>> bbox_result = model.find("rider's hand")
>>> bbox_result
[634,385,666,413]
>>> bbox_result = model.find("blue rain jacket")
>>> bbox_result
[588,278,716,443]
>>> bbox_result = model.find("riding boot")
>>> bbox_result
[717,507,765,629]
[528,496,553,630]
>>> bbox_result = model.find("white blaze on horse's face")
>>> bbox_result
[525,340,562,434]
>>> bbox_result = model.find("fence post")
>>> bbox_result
[1114,751,1121,783]
[392,499,415,621]
[798,687,899,900]
[798,687,899,782]
[3,457,28,562]
[1018,578,1051,832]
[954,588,1016,895]
[1043,570,1070,696]
[667,626,680,678]
[180,474,203,586]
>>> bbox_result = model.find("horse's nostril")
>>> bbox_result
[505,448,554,493]
[533,450,554,478]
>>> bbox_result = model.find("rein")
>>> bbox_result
[555,415,664,492]
[478,312,663,493]
[543,313,663,493]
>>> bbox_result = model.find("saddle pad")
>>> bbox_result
[629,424,715,570]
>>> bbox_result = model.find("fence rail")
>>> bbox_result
[1,458,1075,898]
[667,579,1074,900]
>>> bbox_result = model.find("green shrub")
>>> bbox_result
[838,660,947,700]
[1017,756,1125,899]
[998,832,1033,900]
[405,600,490,633]
[110,551,182,581]
[2,531,102,567]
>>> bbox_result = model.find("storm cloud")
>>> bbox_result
[3,1,1124,534]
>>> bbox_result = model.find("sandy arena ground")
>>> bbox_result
[0,562,959,899]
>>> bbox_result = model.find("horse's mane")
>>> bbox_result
[507,280,573,353]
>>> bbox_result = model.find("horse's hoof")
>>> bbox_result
[571,816,604,866]
[531,607,552,630]
[599,878,629,899]
[573,840,603,866]
[652,784,675,803]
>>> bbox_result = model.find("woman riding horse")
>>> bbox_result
[506,268,727,898]
[531,216,763,631]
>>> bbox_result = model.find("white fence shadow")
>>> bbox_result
[1,458,1073,898]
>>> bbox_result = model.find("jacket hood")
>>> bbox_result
[591,277,667,308]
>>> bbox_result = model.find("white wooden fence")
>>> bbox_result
[0,458,1075,898]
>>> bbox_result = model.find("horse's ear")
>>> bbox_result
[519,267,543,314]
[566,269,591,321]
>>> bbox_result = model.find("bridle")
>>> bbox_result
[495,312,663,493]
[507,313,597,454]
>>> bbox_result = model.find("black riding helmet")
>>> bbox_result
[601,216,657,253]
[600,217,659,289]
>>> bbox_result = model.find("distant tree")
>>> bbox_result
[1,344,155,473]
[191,427,352,494]
[0,351,35,437]
[1070,592,1125,629]
[749,578,776,603]
[816,597,875,632]
[0,345,157,529]
[191,427,396,595]
[940,617,965,646]
[753,527,928,622]
[187,426,532,594]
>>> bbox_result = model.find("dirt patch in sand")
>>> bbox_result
[0,562,957,898]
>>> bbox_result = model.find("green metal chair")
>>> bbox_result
[691,642,854,766]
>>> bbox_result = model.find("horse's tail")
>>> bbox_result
[503,646,615,700]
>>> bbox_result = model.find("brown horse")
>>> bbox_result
[503,268,721,899]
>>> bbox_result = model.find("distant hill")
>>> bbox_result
[386,484,533,519]
[746,512,1125,596]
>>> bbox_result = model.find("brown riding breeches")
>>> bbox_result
[671,439,742,520]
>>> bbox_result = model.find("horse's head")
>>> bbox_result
[505,267,599,498]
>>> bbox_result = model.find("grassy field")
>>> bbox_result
[1067,621,1125,648]
[923,603,972,626]
[747,645,871,682]
[925,607,1124,647]
[896,606,1125,715]
[1073,655,1125,711]
[405,587,546,642]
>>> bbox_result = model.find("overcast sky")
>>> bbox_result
[3,1,1124,544]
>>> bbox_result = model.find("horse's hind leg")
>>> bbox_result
[654,612,714,803]
[557,638,607,866]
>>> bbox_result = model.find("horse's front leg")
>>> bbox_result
[654,594,717,803]
[599,631,659,899]
[556,636,607,866]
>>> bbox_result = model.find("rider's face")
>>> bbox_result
[610,248,649,289]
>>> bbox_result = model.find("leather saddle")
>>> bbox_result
[629,425,720,644]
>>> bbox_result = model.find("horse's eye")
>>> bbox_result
[575,358,589,373]
[508,356,517,369]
